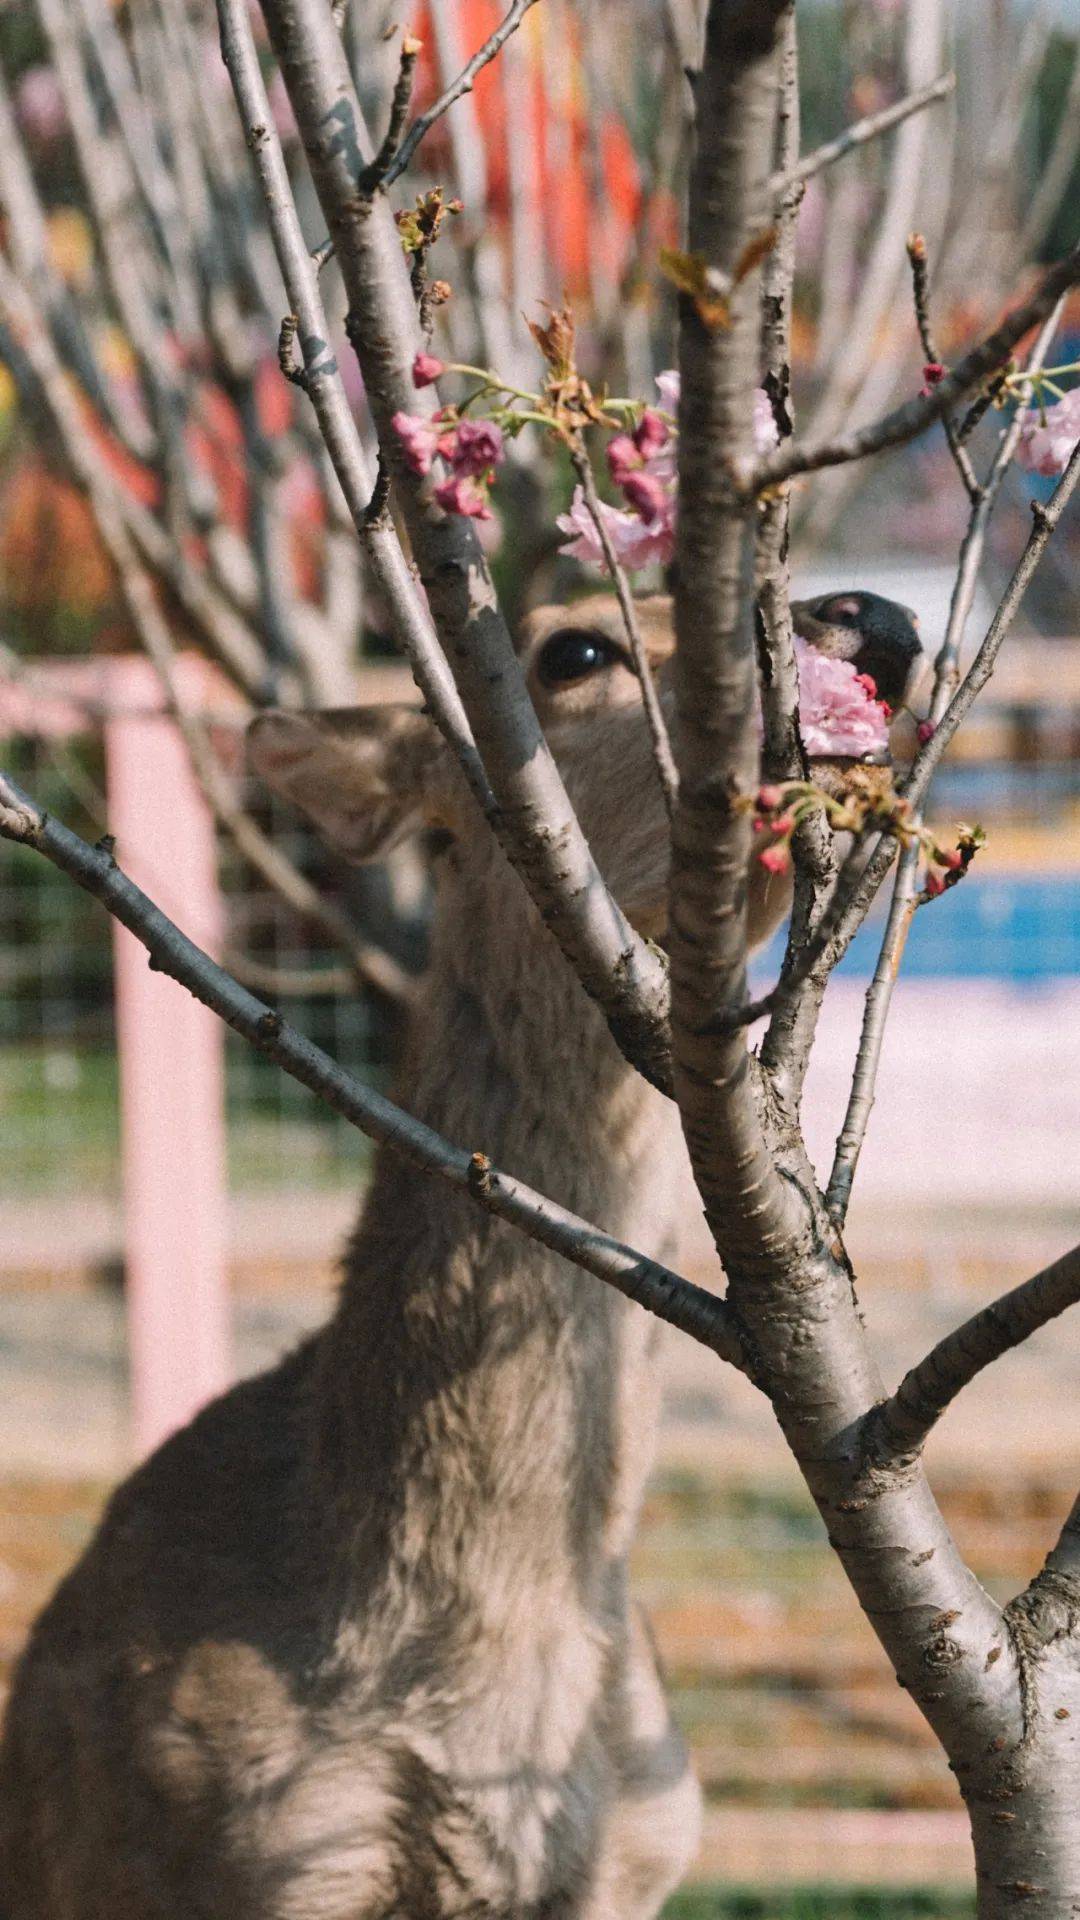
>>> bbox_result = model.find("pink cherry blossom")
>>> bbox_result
[391,410,441,475]
[620,469,668,525]
[634,409,669,458]
[434,472,491,519]
[786,637,890,760]
[917,719,936,745]
[606,433,640,485]
[560,370,780,574]
[412,351,445,388]
[450,418,504,475]
[1015,389,1080,477]
[757,784,783,811]
[556,490,675,571]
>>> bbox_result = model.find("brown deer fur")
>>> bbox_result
[0,593,922,1920]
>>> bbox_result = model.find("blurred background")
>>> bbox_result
[0,0,1078,1913]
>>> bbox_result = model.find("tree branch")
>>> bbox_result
[1044,1494,1080,1586]
[906,438,1080,811]
[906,232,981,503]
[669,0,807,1271]
[767,70,955,198]
[254,0,673,1090]
[385,0,541,186]
[665,1,1008,1766]
[757,309,1080,1107]
[752,243,1080,494]
[823,849,919,1225]
[359,29,421,194]
[756,2,801,787]
[824,296,1069,1227]
[866,1244,1080,1462]
[216,0,494,816]
[0,775,742,1369]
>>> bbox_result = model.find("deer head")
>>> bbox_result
[248,592,924,952]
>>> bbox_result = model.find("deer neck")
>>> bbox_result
[315,838,678,1604]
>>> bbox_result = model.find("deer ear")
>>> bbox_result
[247,704,442,862]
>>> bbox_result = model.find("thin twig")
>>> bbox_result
[422,0,524,380]
[767,70,955,198]
[823,849,919,1224]
[922,297,1068,733]
[823,297,1069,1226]
[308,0,541,270]
[568,442,679,818]
[0,775,744,1371]
[385,0,541,185]
[905,435,1080,813]
[359,32,422,194]
[955,376,1007,447]
[906,231,981,503]
[865,1243,1080,1461]
[753,243,1080,495]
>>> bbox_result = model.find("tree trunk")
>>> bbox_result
[967,1619,1080,1917]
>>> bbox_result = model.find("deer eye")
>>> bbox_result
[536,628,620,688]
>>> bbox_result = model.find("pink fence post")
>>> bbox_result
[104,657,231,1456]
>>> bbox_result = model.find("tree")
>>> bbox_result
[2,1,1080,1913]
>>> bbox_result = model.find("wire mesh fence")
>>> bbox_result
[3,653,1080,1206]
[0,730,407,1201]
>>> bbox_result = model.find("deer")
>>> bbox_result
[0,589,924,1920]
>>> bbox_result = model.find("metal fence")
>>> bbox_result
[0,730,400,1201]
[3,643,1079,1208]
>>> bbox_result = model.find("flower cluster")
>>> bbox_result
[922,823,985,899]
[390,345,780,542]
[1014,388,1080,478]
[392,356,505,519]
[556,369,778,573]
[784,638,891,761]
[749,768,984,894]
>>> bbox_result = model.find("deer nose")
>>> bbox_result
[794,591,927,711]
